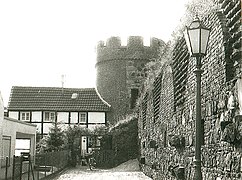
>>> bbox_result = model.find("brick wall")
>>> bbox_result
[137,0,241,179]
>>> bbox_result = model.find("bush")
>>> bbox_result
[36,123,66,153]
[101,116,139,166]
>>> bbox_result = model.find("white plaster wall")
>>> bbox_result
[88,112,105,123]
[69,124,86,129]
[88,124,105,131]
[1,117,36,179]
[59,124,69,131]
[8,111,19,120]
[32,111,42,122]
[2,117,36,157]
[43,123,53,134]
[70,112,78,123]
[57,112,69,123]
[31,123,42,133]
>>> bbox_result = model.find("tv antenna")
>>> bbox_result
[61,74,66,94]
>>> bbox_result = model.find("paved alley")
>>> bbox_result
[50,159,152,180]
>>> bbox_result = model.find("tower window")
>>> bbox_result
[130,89,139,109]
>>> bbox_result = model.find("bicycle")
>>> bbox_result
[84,152,96,171]
[88,156,96,171]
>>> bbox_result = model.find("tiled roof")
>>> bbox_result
[8,86,111,112]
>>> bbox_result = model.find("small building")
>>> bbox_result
[0,92,36,180]
[7,86,111,152]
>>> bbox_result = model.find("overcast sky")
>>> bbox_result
[0,0,189,106]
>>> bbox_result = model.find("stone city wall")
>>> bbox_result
[137,0,241,179]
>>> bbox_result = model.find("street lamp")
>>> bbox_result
[184,16,211,180]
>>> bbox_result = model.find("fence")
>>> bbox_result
[0,150,69,180]
[94,150,115,168]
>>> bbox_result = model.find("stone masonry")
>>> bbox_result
[96,36,165,124]
[137,0,241,179]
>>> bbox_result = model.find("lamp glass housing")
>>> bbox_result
[184,17,210,57]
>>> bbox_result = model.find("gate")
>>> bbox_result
[1,154,34,180]
[0,151,69,180]
[94,150,115,168]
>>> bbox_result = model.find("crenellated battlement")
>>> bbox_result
[96,35,166,124]
[127,36,144,48]
[96,36,165,63]
[97,36,164,49]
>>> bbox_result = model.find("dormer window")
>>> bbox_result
[71,93,78,99]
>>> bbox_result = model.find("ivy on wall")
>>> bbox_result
[101,115,139,166]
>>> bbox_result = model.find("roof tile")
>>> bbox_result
[8,86,111,112]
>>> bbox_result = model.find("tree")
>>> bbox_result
[171,0,218,40]
[45,123,66,152]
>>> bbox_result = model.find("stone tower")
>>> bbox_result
[96,36,165,124]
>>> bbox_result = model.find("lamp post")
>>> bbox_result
[184,16,211,180]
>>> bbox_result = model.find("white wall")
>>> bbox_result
[1,117,36,179]
[88,124,105,131]
[31,123,42,133]
[57,112,69,123]
[70,112,78,123]
[32,111,42,122]
[8,111,19,120]
[88,112,105,123]
[43,123,53,134]
[2,117,36,157]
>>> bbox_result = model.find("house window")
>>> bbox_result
[88,136,95,148]
[20,112,30,121]
[1,136,11,167]
[15,139,30,157]
[44,112,55,122]
[87,136,101,148]
[79,113,87,123]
